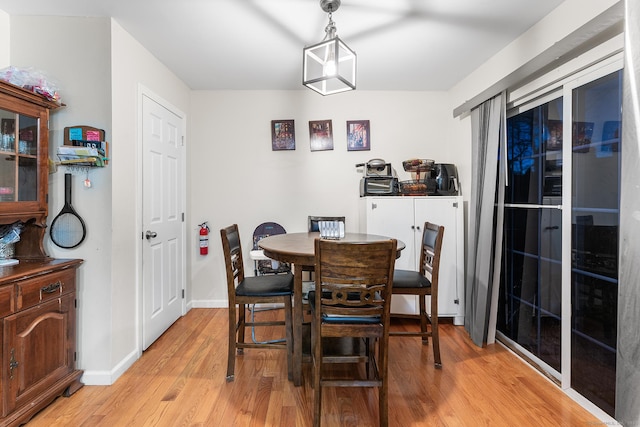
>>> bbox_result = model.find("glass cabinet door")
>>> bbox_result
[0,108,39,202]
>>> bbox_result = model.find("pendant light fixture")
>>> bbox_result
[303,0,356,95]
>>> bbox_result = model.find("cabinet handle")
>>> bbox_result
[40,281,62,300]
[9,348,18,380]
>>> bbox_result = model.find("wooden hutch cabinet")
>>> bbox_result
[0,80,82,426]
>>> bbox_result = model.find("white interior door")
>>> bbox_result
[141,93,185,350]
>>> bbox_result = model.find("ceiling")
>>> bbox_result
[0,0,566,91]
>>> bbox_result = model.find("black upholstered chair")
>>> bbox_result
[220,224,294,382]
[310,238,396,427]
[390,221,444,368]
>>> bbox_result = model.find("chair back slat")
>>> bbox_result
[419,223,444,294]
[221,224,245,291]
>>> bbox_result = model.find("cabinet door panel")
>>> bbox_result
[360,197,416,269]
[360,197,419,314]
[414,197,463,319]
[4,294,74,413]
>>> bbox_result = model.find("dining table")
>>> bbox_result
[258,231,405,386]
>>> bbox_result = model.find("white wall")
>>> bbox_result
[0,10,8,67]
[109,20,190,383]
[449,0,621,113]
[8,15,114,376]
[5,15,191,385]
[188,90,459,306]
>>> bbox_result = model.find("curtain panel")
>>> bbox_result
[465,93,504,347]
[616,0,640,423]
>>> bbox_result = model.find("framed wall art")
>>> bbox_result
[347,120,370,151]
[271,119,295,151]
[309,120,333,151]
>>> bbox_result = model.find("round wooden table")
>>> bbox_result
[259,232,405,386]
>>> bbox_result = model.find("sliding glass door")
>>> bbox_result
[498,97,564,373]
[497,66,622,417]
[568,70,621,416]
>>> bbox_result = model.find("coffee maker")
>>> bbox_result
[435,163,459,196]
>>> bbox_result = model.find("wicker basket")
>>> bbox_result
[399,180,428,196]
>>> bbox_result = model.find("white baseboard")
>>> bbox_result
[80,348,139,386]
[191,299,227,308]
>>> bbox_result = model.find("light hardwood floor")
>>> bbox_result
[27,308,599,426]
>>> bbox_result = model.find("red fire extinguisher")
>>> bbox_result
[198,222,210,255]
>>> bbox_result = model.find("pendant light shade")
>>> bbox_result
[303,0,356,95]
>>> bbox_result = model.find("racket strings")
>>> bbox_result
[51,213,85,248]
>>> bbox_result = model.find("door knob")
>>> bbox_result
[145,230,158,240]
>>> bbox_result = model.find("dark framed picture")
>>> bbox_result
[546,120,562,151]
[347,120,370,151]
[572,121,593,153]
[271,120,295,151]
[309,120,333,151]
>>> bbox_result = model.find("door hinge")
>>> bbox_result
[453,202,458,208]
[182,289,185,299]
[181,135,185,146]
[454,299,460,304]
[182,212,184,222]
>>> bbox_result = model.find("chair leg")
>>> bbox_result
[237,303,245,353]
[226,304,237,382]
[431,297,442,369]
[419,296,429,345]
[378,336,389,427]
[367,338,376,379]
[313,322,322,427]
[284,296,294,382]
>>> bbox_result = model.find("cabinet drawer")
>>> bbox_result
[16,269,76,311]
[0,285,15,317]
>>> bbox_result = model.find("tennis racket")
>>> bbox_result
[50,173,86,249]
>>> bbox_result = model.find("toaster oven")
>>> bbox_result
[360,177,399,196]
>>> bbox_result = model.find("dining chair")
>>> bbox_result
[390,221,444,368]
[310,237,396,427]
[220,224,294,382]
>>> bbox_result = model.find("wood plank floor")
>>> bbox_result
[27,308,599,426]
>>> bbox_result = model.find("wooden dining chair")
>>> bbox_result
[310,238,396,427]
[220,224,294,382]
[390,221,444,368]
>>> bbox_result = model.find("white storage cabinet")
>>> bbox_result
[358,196,464,325]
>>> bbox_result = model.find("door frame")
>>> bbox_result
[136,84,187,354]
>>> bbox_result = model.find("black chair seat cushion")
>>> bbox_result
[308,290,381,324]
[393,269,431,288]
[236,273,294,297]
